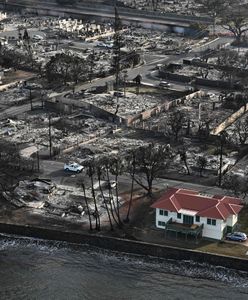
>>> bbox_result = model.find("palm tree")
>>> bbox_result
[110,156,124,227]
[104,157,121,228]
[86,160,100,231]
[82,182,93,231]
[96,160,114,231]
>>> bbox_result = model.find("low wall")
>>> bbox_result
[159,70,241,90]
[45,96,125,125]
[183,59,248,78]
[127,90,205,126]
[0,222,247,271]
[211,103,248,135]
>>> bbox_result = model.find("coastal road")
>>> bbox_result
[41,159,225,196]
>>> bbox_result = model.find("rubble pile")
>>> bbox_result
[84,92,170,117]
[122,28,195,54]
[3,178,122,223]
[176,65,223,81]
[61,136,147,163]
[57,19,113,40]
[121,0,199,14]
[0,14,114,77]
[145,93,232,134]
[0,85,29,105]
[0,113,113,151]
[170,143,235,175]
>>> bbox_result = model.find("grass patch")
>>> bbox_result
[196,241,248,258]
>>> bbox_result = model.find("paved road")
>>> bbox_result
[0,36,232,124]
[0,99,42,120]
[63,36,232,96]
[41,159,225,196]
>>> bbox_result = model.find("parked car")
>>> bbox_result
[93,180,117,190]
[64,162,84,173]
[159,81,171,88]
[32,34,44,41]
[113,91,124,97]
[96,41,106,48]
[226,232,247,242]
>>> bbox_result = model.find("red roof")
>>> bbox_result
[151,188,243,220]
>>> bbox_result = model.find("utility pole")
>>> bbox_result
[113,2,122,114]
[218,132,226,187]
[49,115,52,158]
[4,0,7,12]
[89,49,95,83]
[123,70,128,97]
[29,87,33,110]
[113,3,121,88]
[37,149,40,172]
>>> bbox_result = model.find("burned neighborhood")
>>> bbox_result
[0,1,248,299]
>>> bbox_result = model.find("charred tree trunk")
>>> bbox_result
[82,183,92,231]
[89,166,100,231]
[97,169,113,231]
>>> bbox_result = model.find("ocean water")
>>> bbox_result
[0,235,248,300]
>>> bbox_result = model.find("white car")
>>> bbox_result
[93,180,117,190]
[159,81,171,88]
[33,34,44,41]
[64,162,84,173]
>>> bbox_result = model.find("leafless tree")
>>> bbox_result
[216,49,239,85]
[45,52,88,85]
[102,157,122,228]
[233,116,248,146]
[110,157,125,226]
[196,156,207,177]
[197,0,228,34]
[168,110,186,141]
[220,10,248,44]
[96,162,114,231]
[129,143,173,196]
[179,148,191,175]
[222,173,248,199]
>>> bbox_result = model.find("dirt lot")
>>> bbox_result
[2,70,35,85]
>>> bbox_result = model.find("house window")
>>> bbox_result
[158,221,166,227]
[207,218,216,226]
[177,213,181,219]
[196,216,200,222]
[159,209,168,216]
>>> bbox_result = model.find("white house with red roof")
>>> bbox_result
[151,188,243,240]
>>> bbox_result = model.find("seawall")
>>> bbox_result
[0,222,247,272]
